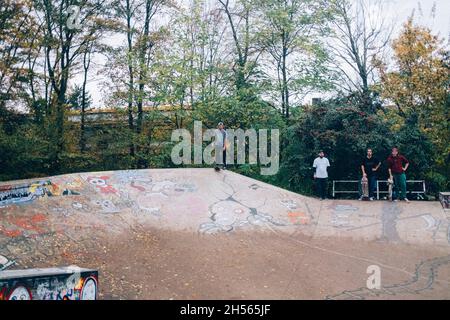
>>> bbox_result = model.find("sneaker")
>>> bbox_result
[404,198,410,203]
[358,197,363,201]
[394,199,399,202]
[369,197,374,201]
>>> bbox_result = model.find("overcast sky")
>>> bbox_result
[79,0,450,109]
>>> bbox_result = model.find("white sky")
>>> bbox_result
[77,0,450,109]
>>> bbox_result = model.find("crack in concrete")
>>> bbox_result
[326,255,450,300]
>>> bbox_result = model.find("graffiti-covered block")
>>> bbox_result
[0,267,98,300]
[440,192,450,211]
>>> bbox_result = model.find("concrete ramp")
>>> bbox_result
[0,169,449,299]
[0,169,448,244]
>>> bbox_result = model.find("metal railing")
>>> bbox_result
[332,180,426,199]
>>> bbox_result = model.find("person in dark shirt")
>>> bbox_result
[387,147,410,202]
[360,148,381,201]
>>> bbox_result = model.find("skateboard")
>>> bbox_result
[361,176,369,200]
[387,178,394,201]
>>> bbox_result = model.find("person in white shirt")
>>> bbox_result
[313,150,330,200]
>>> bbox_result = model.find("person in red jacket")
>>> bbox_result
[386,147,410,202]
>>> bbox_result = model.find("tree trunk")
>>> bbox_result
[80,47,91,153]
[126,0,135,158]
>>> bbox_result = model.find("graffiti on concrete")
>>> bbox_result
[7,286,32,300]
[327,203,359,229]
[87,176,118,194]
[0,255,15,271]
[72,201,89,212]
[249,184,262,190]
[326,255,450,300]
[0,213,49,238]
[421,215,437,231]
[0,267,98,300]
[199,201,252,233]
[199,195,299,234]
[280,200,311,225]
[0,182,50,207]
[92,199,120,214]
[281,200,298,210]
[287,212,310,225]
[117,177,197,216]
[0,181,80,208]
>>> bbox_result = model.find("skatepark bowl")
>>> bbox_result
[0,168,449,300]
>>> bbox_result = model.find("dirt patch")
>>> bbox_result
[18,226,450,300]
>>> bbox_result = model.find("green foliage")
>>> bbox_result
[0,122,51,181]
[67,85,93,111]
[274,97,391,194]
[193,91,286,131]
[270,93,448,196]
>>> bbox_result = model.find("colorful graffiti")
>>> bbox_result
[0,267,98,300]
[287,212,310,225]
[0,181,79,208]
[0,213,49,239]
[87,176,118,194]
[0,182,50,207]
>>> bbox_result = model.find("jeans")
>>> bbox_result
[393,173,407,200]
[316,178,328,200]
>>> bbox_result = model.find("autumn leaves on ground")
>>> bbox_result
[15,225,448,300]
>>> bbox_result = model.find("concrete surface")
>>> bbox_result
[0,169,449,299]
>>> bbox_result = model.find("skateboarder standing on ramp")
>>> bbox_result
[313,150,330,201]
[359,148,381,201]
[387,147,410,203]
[215,122,229,171]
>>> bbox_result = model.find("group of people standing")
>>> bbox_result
[313,147,411,202]
[214,122,411,202]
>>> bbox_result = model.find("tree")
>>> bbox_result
[34,0,108,171]
[218,0,263,94]
[376,18,449,189]
[135,0,166,135]
[258,0,335,118]
[67,84,92,111]
[330,0,393,112]
[167,0,229,106]
[0,0,40,112]
[108,0,168,161]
